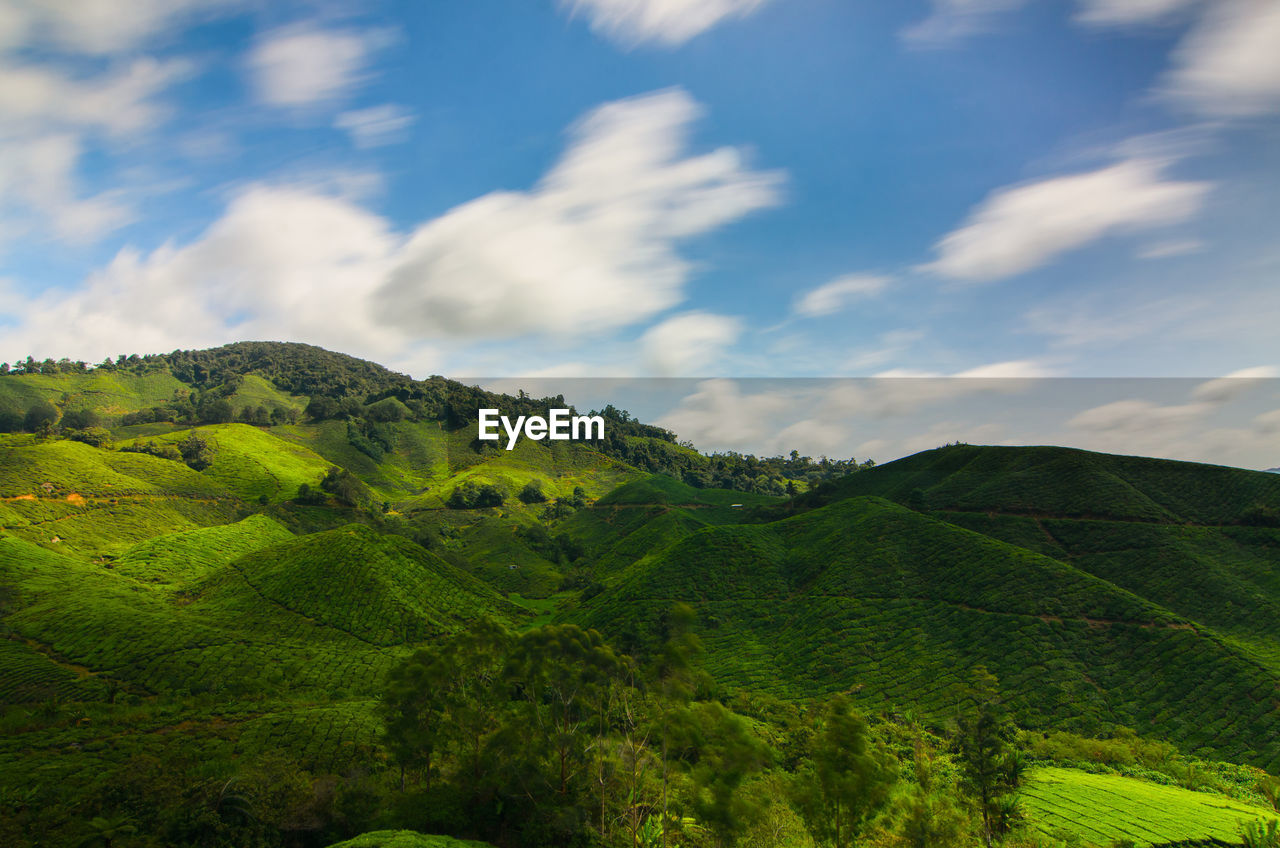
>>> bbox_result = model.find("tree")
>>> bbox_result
[955,667,1023,845]
[60,408,100,430]
[682,701,772,848]
[651,603,711,848]
[519,479,548,504]
[179,433,213,471]
[24,400,59,433]
[320,467,369,508]
[793,695,898,848]
[893,736,972,847]
[199,397,234,424]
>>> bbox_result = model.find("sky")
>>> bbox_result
[0,0,1277,466]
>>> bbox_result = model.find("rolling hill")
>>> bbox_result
[2,346,1278,847]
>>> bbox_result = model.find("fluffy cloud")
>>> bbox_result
[562,0,769,47]
[921,159,1210,281]
[334,104,415,148]
[641,311,742,376]
[1161,0,1280,117]
[374,88,782,339]
[2,90,780,368]
[793,274,891,318]
[247,24,387,107]
[5,186,403,364]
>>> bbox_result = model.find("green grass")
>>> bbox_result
[1023,766,1276,845]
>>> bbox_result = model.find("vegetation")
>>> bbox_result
[2,344,1279,847]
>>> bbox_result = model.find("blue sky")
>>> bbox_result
[0,0,1277,464]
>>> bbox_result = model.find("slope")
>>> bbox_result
[570,495,1280,769]
[201,524,521,646]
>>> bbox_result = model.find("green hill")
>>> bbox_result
[202,524,521,646]
[1022,766,1274,845]
[571,492,1280,769]
[4,347,1280,847]
[800,443,1280,524]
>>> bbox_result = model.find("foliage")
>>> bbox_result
[791,696,897,848]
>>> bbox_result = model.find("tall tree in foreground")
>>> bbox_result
[792,695,898,848]
[955,667,1023,845]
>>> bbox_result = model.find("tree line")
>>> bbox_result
[379,608,1027,848]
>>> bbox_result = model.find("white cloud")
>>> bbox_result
[0,57,188,250]
[1075,0,1198,26]
[3,185,404,364]
[793,273,891,318]
[1162,0,1280,117]
[2,90,780,368]
[335,103,415,148]
[1191,365,1278,402]
[562,0,769,47]
[0,57,187,138]
[0,0,234,57]
[922,159,1210,281]
[247,24,387,107]
[641,311,741,376]
[901,0,1028,46]
[374,88,783,339]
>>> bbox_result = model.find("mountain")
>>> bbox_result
[3,345,1279,847]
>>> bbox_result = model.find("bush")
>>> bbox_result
[518,480,547,504]
[67,427,112,449]
[179,433,213,471]
[24,401,58,432]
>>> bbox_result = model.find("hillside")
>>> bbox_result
[2,349,1279,847]
[571,448,1280,770]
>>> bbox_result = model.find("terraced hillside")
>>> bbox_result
[3,350,1279,847]
[571,450,1280,770]
[1022,766,1274,845]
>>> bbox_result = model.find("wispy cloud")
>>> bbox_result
[562,0,770,48]
[1160,0,1280,117]
[901,0,1028,47]
[334,103,415,148]
[374,88,783,339]
[793,273,891,318]
[1,89,782,369]
[920,159,1210,281]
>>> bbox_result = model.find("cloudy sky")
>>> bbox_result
[0,0,1276,465]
